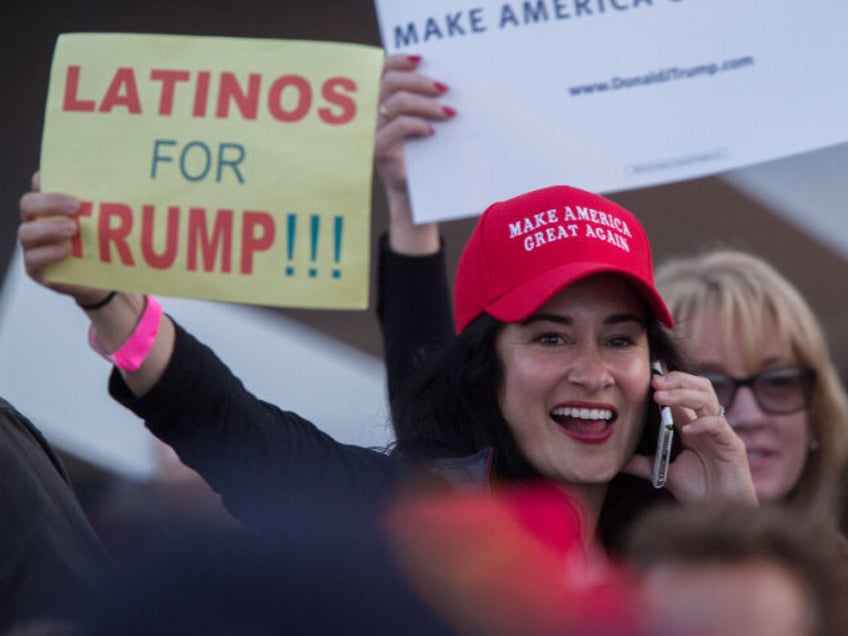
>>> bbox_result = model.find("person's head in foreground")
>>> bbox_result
[656,250,848,521]
[626,502,848,636]
[393,185,753,549]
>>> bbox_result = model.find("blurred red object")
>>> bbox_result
[384,480,645,636]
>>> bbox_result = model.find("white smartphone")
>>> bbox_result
[651,360,674,489]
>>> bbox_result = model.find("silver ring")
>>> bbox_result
[379,103,392,119]
[718,406,726,417]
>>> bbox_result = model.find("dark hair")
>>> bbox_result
[390,314,518,465]
[390,308,687,550]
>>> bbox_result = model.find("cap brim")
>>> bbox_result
[486,263,674,328]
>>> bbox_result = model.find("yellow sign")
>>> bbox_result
[40,33,383,309]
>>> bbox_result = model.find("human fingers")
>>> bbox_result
[652,371,723,424]
[19,191,80,223]
[375,114,437,157]
[674,425,756,504]
[374,93,455,194]
[654,372,737,450]
[375,90,455,156]
[18,184,80,284]
[20,241,72,283]
[377,84,452,133]
[382,52,423,75]
[380,68,447,105]
[18,177,114,302]
[19,216,107,301]
[675,412,742,455]
[380,52,431,105]
[18,214,77,280]
[663,376,755,502]
[379,89,455,127]
[18,216,77,250]
[378,54,449,124]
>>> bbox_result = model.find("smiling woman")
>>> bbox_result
[655,249,848,528]
[384,184,756,549]
[20,156,756,575]
[371,52,758,553]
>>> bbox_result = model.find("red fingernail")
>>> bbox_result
[434,81,449,94]
[442,106,456,118]
[407,55,422,63]
[426,124,435,136]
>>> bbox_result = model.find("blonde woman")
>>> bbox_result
[656,250,848,525]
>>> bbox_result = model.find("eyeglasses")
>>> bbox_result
[700,366,817,415]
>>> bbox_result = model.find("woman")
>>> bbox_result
[19,170,754,559]
[655,251,848,525]
[374,53,845,533]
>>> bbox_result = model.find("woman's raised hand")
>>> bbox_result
[624,370,758,505]
[375,54,455,255]
[18,171,111,306]
[375,53,456,197]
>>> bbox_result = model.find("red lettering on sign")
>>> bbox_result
[188,208,233,273]
[216,72,261,120]
[59,66,361,125]
[62,66,96,112]
[319,77,357,125]
[151,69,191,115]
[98,203,135,265]
[140,205,180,269]
[70,201,94,256]
[193,71,211,118]
[267,75,312,122]
[98,68,142,114]
[241,211,275,274]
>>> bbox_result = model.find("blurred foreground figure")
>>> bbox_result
[625,502,848,636]
[81,480,660,636]
[78,483,457,636]
[385,480,656,636]
[0,399,113,632]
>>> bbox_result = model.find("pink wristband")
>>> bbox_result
[88,295,162,372]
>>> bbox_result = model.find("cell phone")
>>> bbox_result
[651,360,674,489]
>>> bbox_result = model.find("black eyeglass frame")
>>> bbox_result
[700,366,817,415]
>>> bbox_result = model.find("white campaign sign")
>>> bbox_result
[374,0,848,222]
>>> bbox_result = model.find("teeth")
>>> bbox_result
[747,452,766,461]
[552,407,612,421]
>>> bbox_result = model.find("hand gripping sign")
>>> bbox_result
[40,33,383,309]
[373,0,848,223]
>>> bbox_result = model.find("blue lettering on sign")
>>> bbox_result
[445,12,466,36]
[500,4,520,27]
[394,22,420,48]
[392,8,488,48]
[524,1,549,23]
[423,17,444,41]
[150,139,245,183]
[391,1,664,45]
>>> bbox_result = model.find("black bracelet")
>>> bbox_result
[76,291,117,311]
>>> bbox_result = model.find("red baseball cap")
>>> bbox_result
[453,185,673,333]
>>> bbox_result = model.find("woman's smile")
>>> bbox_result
[496,273,652,489]
[551,402,616,443]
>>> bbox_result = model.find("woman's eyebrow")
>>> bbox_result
[606,313,646,326]
[520,313,572,327]
[521,312,644,327]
